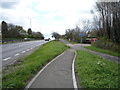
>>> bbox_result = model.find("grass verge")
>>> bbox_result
[84,46,120,57]
[2,41,69,89]
[76,50,119,88]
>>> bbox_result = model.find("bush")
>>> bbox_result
[92,38,120,53]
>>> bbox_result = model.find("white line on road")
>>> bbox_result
[14,53,19,56]
[22,51,26,53]
[72,50,78,90]
[3,57,11,61]
[30,48,33,49]
[26,50,67,88]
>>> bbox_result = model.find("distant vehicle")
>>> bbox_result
[90,38,97,43]
[24,38,28,40]
[44,38,50,41]
[85,40,91,44]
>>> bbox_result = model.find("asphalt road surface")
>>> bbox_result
[28,49,75,88]
[2,40,48,67]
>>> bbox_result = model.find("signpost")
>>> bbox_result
[79,34,85,50]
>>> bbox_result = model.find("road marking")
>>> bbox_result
[22,51,26,53]
[26,50,67,88]
[15,53,19,56]
[30,48,33,49]
[3,57,11,61]
[72,50,78,90]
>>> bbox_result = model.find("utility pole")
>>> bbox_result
[29,18,32,29]
[79,34,85,50]
[81,36,82,50]
[27,17,32,29]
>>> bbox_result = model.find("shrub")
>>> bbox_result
[92,38,120,53]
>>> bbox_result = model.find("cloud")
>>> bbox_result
[1,0,20,9]
[1,2,18,9]
[0,0,96,38]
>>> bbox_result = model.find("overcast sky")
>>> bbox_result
[0,0,96,38]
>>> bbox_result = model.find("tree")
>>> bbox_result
[1,21,45,40]
[19,29,27,38]
[65,29,74,41]
[92,1,120,43]
[1,21,8,38]
[32,32,44,39]
[81,19,92,33]
[65,25,83,42]
[7,24,23,38]
[52,32,60,40]
[27,28,32,35]
[36,32,44,39]
[20,29,27,35]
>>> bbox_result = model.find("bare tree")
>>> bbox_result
[92,1,120,43]
[81,19,92,33]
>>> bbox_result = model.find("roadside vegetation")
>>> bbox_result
[61,1,120,56]
[1,21,44,44]
[76,50,119,88]
[92,37,120,53]
[84,45,120,57]
[2,41,69,89]
[1,38,35,45]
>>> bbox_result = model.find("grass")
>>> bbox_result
[76,50,119,88]
[2,41,69,89]
[84,46,120,57]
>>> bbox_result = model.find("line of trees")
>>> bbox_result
[64,19,92,43]
[65,26,81,42]
[1,21,44,40]
[64,1,120,44]
[53,1,120,46]
[91,1,120,43]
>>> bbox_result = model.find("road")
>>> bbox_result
[2,40,47,67]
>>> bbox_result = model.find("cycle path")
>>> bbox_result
[27,49,76,89]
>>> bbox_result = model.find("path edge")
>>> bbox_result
[25,50,67,88]
[72,50,78,90]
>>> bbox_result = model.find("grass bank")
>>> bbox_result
[84,46,120,57]
[76,50,119,88]
[2,41,69,89]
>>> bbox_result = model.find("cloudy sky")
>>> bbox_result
[0,0,96,38]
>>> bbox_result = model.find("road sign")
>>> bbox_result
[79,34,85,36]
